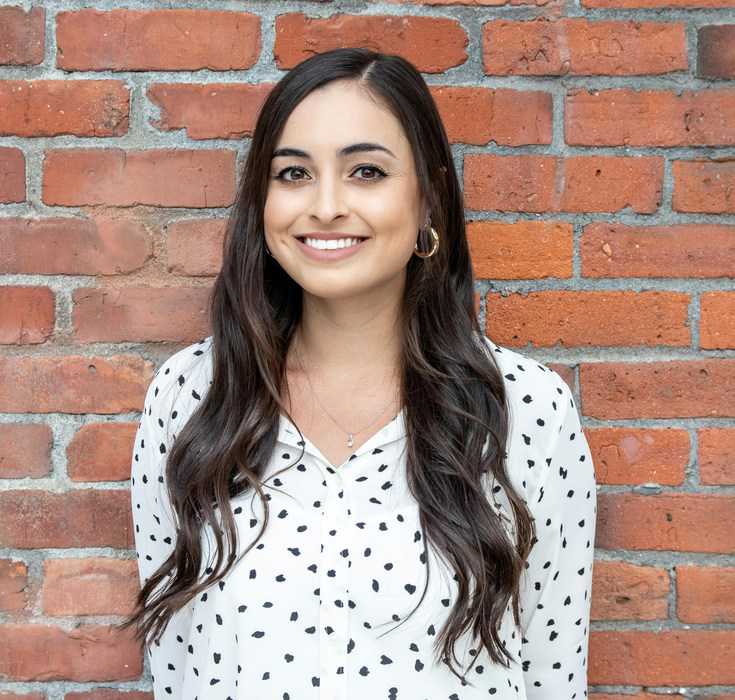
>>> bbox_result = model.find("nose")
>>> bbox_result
[309,171,349,221]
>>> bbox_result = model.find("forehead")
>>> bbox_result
[274,81,410,158]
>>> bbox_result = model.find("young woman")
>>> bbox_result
[119,47,597,700]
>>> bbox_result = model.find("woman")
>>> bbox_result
[119,47,597,700]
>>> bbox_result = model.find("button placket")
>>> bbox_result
[318,467,350,699]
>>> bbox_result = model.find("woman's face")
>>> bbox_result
[264,80,428,301]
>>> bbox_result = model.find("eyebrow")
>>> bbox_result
[271,142,397,160]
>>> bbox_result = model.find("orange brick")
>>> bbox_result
[0,355,152,414]
[0,287,54,345]
[166,218,226,276]
[701,292,735,349]
[597,493,735,553]
[464,154,662,213]
[0,6,44,65]
[587,427,688,485]
[677,565,735,623]
[486,290,690,347]
[0,559,29,612]
[73,286,212,343]
[468,220,573,280]
[482,18,687,75]
[56,9,260,71]
[0,423,53,478]
[0,215,152,275]
[0,80,129,137]
[591,560,669,620]
[42,148,236,208]
[0,490,133,549]
[673,159,735,213]
[566,88,735,146]
[148,82,273,140]
[0,147,25,203]
[41,558,138,616]
[590,630,735,685]
[67,422,138,482]
[581,223,735,278]
[580,359,735,419]
[0,624,142,681]
[699,428,735,485]
[274,13,468,73]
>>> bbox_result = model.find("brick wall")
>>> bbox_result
[1,1,734,698]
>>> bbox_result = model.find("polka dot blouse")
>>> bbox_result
[130,334,597,700]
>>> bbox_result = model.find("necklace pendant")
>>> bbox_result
[347,433,354,448]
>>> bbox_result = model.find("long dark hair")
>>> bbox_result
[117,47,534,683]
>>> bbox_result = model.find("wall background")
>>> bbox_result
[1,0,734,697]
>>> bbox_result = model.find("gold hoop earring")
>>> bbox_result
[414,224,439,258]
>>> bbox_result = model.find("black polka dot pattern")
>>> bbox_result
[130,334,597,699]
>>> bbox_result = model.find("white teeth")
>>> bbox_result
[303,237,363,250]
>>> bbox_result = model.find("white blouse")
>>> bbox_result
[130,334,597,700]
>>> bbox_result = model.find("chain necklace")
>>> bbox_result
[293,336,401,449]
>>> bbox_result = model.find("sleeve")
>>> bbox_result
[518,379,597,699]
[130,363,194,700]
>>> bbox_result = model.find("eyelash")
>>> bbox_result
[272,164,387,183]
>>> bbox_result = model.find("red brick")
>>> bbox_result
[73,286,212,342]
[166,218,226,276]
[41,558,138,616]
[587,427,688,485]
[585,0,735,7]
[65,691,151,700]
[148,81,273,140]
[566,88,735,146]
[482,18,687,75]
[590,630,735,685]
[0,355,152,414]
[0,286,54,344]
[0,423,53,478]
[464,154,662,213]
[0,80,129,137]
[0,490,133,549]
[677,565,735,623]
[486,290,689,347]
[0,623,142,681]
[701,292,735,349]
[0,6,44,66]
[699,428,735,485]
[56,9,259,71]
[0,559,29,612]
[0,215,152,275]
[597,493,735,553]
[42,148,236,208]
[0,147,25,203]
[469,220,573,279]
[581,223,735,278]
[274,13,468,73]
[673,159,735,213]
[698,25,735,79]
[430,86,552,145]
[591,560,669,620]
[0,692,44,700]
[67,422,138,482]
[580,359,735,419]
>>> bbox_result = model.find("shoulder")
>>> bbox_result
[142,335,214,434]
[479,334,575,496]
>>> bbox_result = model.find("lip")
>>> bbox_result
[297,233,369,240]
[295,236,368,262]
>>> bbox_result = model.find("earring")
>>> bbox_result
[414,222,439,258]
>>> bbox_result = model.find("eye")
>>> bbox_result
[272,164,387,183]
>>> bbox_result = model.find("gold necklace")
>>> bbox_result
[293,337,400,449]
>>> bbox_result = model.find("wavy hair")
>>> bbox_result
[117,47,535,684]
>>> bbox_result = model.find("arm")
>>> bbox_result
[519,380,597,699]
[130,365,194,699]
